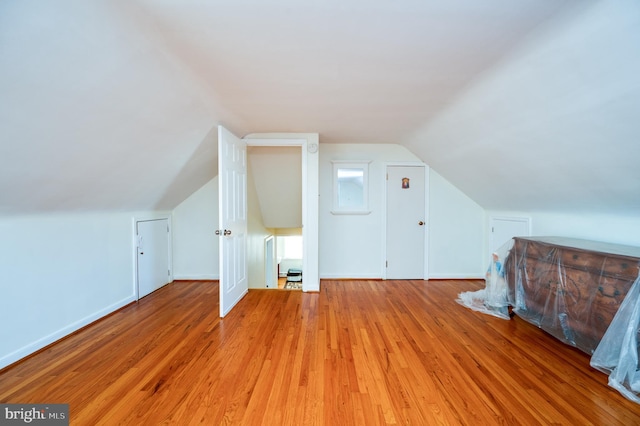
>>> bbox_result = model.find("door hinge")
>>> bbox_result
[167,225,169,232]
[168,269,171,276]
[386,261,388,268]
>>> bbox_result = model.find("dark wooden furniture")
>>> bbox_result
[504,237,640,354]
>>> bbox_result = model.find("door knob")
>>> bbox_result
[215,229,221,235]
[418,221,424,226]
[224,229,232,236]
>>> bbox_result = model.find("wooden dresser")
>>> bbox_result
[504,237,640,354]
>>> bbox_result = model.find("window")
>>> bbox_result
[331,160,371,214]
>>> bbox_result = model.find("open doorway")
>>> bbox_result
[247,144,304,290]
[276,235,303,289]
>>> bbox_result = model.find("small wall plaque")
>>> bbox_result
[402,177,410,189]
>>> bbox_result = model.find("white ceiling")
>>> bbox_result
[1,0,639,215]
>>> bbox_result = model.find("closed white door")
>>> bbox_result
[218,125,248,317]
[386,165,426,279]
[490,217,530,252]
[137,219,170,298]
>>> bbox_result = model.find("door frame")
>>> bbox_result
[264,235,276,288]
[244,137,319,292]
[133,214,172,300]
[381,162,429,280]
[488,215,531,256]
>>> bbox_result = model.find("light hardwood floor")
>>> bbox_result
[1,279,639,425]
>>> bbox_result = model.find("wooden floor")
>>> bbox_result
[1,279,639,425]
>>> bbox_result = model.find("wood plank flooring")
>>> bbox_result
[1,279,639,425]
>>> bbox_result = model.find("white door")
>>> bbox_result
[265,236,275,289]
[386,165,426,279]
[137,219,170,298]
[218,125,248,317]
[490,217,530,252]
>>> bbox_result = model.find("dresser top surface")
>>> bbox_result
[515,236,640,259]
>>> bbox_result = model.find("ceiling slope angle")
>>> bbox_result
[0,0,593,215]
[404,0,640,214]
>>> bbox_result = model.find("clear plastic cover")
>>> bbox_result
[591,275,640,403]
[457,236,640,403]
[504,237,640,355]
[456,240,513,320]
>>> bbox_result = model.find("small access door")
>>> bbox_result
[489,217,530,252]
[137,218,170,298]
[385,165,427,279]
[218,125,249,317]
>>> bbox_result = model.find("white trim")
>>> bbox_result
[320,273,382,279]
[246,138,306,147]
[428,273,485,280]
[244,137,319,293]
[0,295,135,370]
[423,166,430,281]
[264,235,276,289]
[381,162,430,280]
[173,274,218,280]
[330,160,371,215]
[488,215,531,258]
[489,215,532,233]
[133,214,173,300]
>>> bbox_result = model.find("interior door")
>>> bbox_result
[386,165,426,279]
[137,218,170,298]
[218,125,248,317]
[490,217,530,252]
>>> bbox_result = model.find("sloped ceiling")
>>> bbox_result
[248,146,302,229]
[1,0,638,215]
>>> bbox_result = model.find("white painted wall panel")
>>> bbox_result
[0,211,150,369]
[428,169,486,279]
[319,144,424,278]
[172,178,219,280]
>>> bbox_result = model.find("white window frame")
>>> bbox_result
[331,160,371,215]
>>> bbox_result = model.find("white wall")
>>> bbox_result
[172,178,218,280]
[428,169,486,279]
[485,210,640,259]
[247,163,273,289]
[248,146,302,228]
[320,144,427,278]
[0,211,154,369]
[320,144,485,279]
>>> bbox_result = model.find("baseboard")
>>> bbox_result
[320,274,382,279]
[428,273,484,280]
[0,294,136,371]
[173,274,218,280]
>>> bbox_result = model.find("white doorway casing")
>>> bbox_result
[135,217,171,299]
[384,163,429,280]
[264,236,276,288]
[244,134,320,292]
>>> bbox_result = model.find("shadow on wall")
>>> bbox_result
[154,125,218,210]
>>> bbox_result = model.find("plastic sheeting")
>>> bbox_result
[591,275,640,404]
[505,237,640,355]
[456,236,640,404]
[456,240,513,320]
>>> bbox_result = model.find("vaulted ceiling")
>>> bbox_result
[1,1,638,215]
